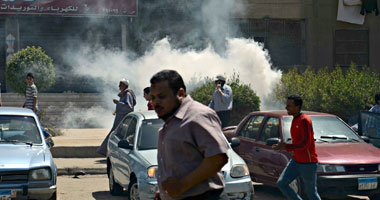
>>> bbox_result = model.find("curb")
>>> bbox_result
[57,167,107,176]
[51,146,103,158]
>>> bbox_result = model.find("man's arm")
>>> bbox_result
[33,97,37,112]
[161,153,228,197]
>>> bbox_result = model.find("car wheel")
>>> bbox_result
[109,165,123,196]
[127,178,140,200]
[369,193,380,200]
[48,192,57,200]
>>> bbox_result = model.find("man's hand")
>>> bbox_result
[272,142,286,150]
[216,83,222,90]
[161,176,186,197]
[154,191,161,200]
[113,99,118,104]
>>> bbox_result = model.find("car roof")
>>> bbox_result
[0,107,37,117]
[132,110,159,120]
[250,110,336,118]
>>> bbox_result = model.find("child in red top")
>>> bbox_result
[273,95,321,200]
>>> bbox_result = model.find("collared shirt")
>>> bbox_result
[366,104,380,137]
[25,83,38,111]
[157,95,229,200]
[209,84,233,112]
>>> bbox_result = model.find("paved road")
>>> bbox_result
[57,175,369,200]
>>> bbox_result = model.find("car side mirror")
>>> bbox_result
[266,138,280,146]
[118,140,133,149]
[361,136,370,143]
[230,137,240,148]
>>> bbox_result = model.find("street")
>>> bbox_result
[57,175,369,200]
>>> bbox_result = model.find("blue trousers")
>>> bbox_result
[277,159,321,200]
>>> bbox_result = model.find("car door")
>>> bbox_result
[111,116,132,183]
[234,115,265,178]
[117,116,138,186]
[254,116,289,185]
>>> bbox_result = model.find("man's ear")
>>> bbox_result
[177,88,186,98]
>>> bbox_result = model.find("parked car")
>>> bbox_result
[106,111,254,200]
[224,110,380,200]
[349,110,380,148]
[0,107,57,200]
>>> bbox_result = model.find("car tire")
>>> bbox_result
[127,178,139,200]
[48,192,57,200]
[109,165,123,196]
[369,193,380,200]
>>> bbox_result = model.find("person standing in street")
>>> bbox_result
[272,95,321,200]
[143,87,154,110]
[97,78,136,156]
[209,75,233,128]
[23,73,38,113]
[150,70,229,200]
[366,93,380,138]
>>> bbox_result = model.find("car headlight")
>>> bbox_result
[29,168,52,181]
[147,166,157,178]
[317,164,345,173]
[230,164,249,178]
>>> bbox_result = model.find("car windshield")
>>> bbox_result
[137,119,163,150]
[0,115,42,144]
[283,116,361,143]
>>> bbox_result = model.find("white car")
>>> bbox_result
[107,111,254,200]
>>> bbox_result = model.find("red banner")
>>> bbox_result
[0,0,137,16]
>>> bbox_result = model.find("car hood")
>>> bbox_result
[317,142,380,164]
[0,145,46,169]
[137,148,245,171]
[138,149,158,166]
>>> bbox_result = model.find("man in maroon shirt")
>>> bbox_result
[273,95,321,200]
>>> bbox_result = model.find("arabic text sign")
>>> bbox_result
[0,0,137,16]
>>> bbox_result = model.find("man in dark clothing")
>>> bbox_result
[273,95,321,200]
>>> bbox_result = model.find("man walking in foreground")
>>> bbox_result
[150,70,229,200]
[272,95,321,200]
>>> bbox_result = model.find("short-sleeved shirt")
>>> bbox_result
[157,95,229,200]
[25,83,38,111]
[366,104,380,137]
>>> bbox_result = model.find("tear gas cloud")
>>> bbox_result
[61,0,283,128]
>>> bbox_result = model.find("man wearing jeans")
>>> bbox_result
[272,95,321,200]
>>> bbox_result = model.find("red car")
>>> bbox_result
[224,110,380,199]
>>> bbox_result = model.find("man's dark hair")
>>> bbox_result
[143,87,150,94]
[288,95,303,109]
[375,93,380,105]
[26,73,34,79]
[150,70,186,94]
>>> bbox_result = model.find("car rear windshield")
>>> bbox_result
[283,116,361,143]
[137,119,163,150]
[0,115,42,144]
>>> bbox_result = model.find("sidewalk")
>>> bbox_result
[52,129,109,175]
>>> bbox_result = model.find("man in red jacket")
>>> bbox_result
[273,95,321,200]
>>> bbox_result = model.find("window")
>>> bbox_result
[238,115,264,140]
[259,117,280,142]
[334,29,369,67]
[125,118,137,144]
[115,117,131,139]
[0,115,42,144]
[233,18,306,69]
[137,119,164,150]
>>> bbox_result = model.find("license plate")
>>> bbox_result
[358,178,378,190]
[0,190,11,200]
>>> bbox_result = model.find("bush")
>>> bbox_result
[274,64,380,120]
[6,46,55,94]
[191,73,261,125]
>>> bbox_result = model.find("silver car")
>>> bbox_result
[107,111,254,200]
[0,107,57,200]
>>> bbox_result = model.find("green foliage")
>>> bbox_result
[274,64,380,120]
[191,73,261,125]
[6,46,55,94]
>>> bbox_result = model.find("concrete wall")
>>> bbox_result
[235,0,380,72]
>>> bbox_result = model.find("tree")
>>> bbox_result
[191,73,261,125]
[6,46,55,94]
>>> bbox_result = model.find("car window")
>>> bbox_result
[283,116,361,143]
[125,118,137,144]
[0,115,42,144]
[137,119,163,150]
[237,115,264,140]
[258,117,280,142]
[115,117,132,139]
